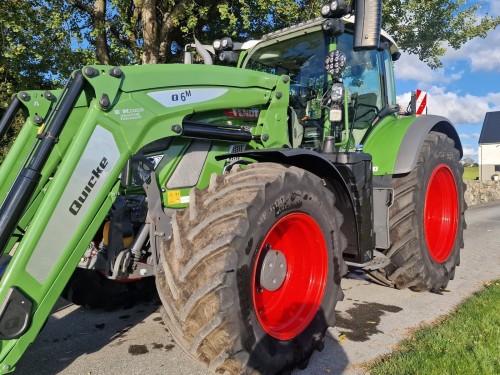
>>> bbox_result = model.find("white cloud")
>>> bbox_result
[487,0,500,17]
[394,53,464,87]
[443,29,500,72]
[463,147,478,157]
[459,133,481,140]
[397,87,500,125]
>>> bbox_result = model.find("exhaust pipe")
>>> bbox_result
[353,0,382,51]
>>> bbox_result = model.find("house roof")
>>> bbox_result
[479,111,500,145]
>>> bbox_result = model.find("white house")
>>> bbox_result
[478,111,500,181]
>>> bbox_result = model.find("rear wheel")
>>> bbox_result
[156,163,347,374]
[369,131,465,291]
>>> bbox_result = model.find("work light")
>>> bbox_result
[330,83,344,103]
[320,0,348,18]
[322,18,345,36]
[221,37,234,50]
[212,39,222,51]
[324,50,347,77]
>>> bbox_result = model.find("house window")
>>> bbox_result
[495,165,500,172]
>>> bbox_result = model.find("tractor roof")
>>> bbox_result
[261,17,399,54]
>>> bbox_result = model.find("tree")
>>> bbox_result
[382,0,500,69]
[1,0,499,95]
[58,0,499,68]
[0,1,87,108]
[461,157,476,167]
[59,0,323,65]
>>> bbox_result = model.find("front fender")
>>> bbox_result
[216,148,349,190]
[364,115,462,175]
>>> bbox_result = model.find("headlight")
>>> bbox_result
[331,83,344,102]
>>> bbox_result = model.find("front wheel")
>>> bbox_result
[156,163,347,374]
[369,131,466,291]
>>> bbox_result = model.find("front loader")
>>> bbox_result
[0,0,465,373]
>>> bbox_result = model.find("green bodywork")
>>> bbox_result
[0,64,291,371]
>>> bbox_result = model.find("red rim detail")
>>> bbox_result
[424,164,459,263]
[252,213,328,340]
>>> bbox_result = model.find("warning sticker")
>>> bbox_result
[167,190,181,204]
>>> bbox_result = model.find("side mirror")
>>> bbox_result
[353,0,382,51]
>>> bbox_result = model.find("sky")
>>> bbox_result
[393,0,500,161]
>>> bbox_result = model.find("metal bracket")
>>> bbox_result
[346,250,391,270]
[106,196,134,279]
[82,65,124,111]
[142,170,173,274]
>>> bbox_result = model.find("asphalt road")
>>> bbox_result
[14,201,500,375]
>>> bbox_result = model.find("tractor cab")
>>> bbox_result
[239,17,400,152]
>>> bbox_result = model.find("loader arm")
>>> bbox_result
[0,64,287,372]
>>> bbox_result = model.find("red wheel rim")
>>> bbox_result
[252,213,328,340]
[424,164,459,263]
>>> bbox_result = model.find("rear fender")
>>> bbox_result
[364,115,462,175]
[393,115,462,174]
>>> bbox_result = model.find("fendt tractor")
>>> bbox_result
[0,0,465,373]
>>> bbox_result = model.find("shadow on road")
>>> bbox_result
[15,297,162,375]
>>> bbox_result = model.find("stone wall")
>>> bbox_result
[464,180,500,206]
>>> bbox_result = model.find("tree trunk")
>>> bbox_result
[141,0,159,64]
[93,0,110,64]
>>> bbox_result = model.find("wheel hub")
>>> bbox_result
[259,246,287,291]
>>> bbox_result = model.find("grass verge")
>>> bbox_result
[366,280,500,375]
[463,166,479,180]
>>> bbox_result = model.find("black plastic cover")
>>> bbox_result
[0,287,33,339]
[354,0,382,51]
[333,152,375,263]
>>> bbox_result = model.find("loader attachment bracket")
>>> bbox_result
[0,287,33,340]
[82,66,124,111]
[140,155,173,273]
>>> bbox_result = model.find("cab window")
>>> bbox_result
[337,32,387,143]
[245,31,329,122]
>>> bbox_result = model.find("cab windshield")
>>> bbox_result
[244,30,329,121]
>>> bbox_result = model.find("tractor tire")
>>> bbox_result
[156,163,347,374]
[368,131,466,292]
[62,268,156,310]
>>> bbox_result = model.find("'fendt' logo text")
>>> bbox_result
[69,157,108,216]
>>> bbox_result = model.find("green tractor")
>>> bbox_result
[0,0,465,373]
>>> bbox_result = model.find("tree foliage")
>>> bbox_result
[382,0,500,68]
[0,0,499,105]
[59,0,499,69]
[0,1,88,108]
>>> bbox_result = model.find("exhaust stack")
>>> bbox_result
[353,0,382,51]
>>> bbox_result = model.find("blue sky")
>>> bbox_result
[394,0,500,160]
